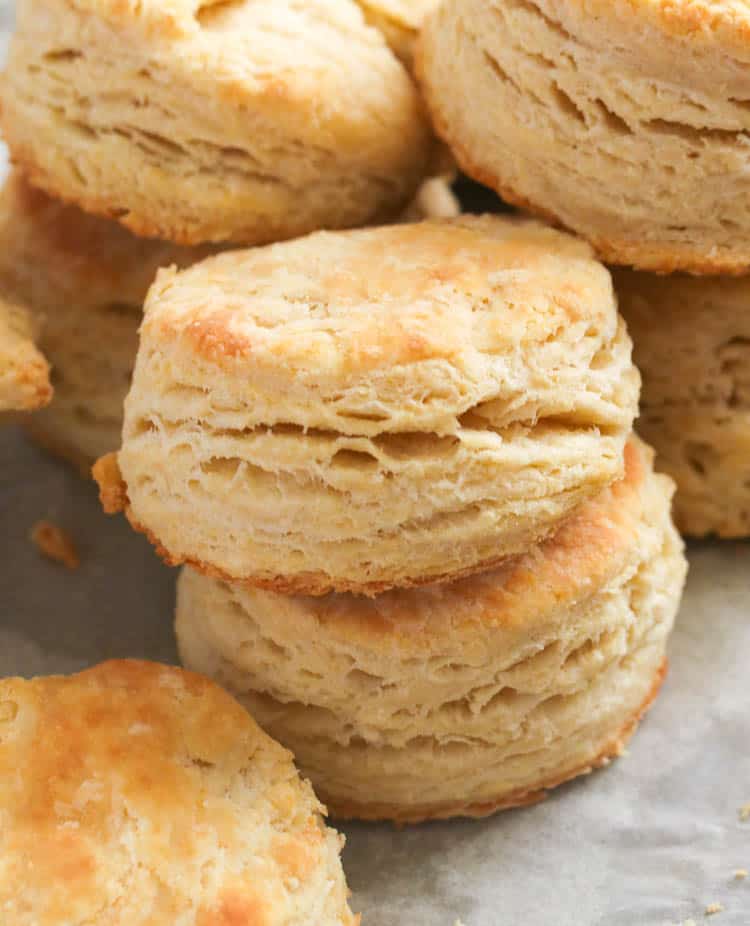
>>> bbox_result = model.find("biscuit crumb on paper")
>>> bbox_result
[739,802,750,822]
[705,902,723,916]
[733,869,747,880]
[31,520,79,569]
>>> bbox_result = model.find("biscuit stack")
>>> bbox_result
[91,216,687,822]
[3,0,692,826]
[0,0,442,467]
[418,0,750,539]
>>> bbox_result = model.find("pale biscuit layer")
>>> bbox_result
[418,0,750,273]
[98,216,640,594]
[0,297,51,413]
[0,174,208,468]
[617,268,750,537]
[176,440,687,822]
[3,0,431,245]
[0,660,358,925]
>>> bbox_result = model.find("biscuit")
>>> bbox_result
[0,174,208,469]
[3,0,431,246]
[418,0,750,273]
[95,216,640,595]
[0,296,51,413]
[0,660,358,925]
[355,0,440,67]
[617,269,750,537]
[176,440,687,823]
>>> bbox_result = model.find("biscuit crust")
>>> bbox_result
[99,216,639,594]
[617,268,750,536]
[176,441,687,821]
[418,0,750,273]
[0,174,208,465]
[4,0,431,245]
[321,659,667,823]
[0,297,51,413]
[0,660,358,925]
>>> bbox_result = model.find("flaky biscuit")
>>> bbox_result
[3,0,431,246]
[418,0,750,273]
[617,268,750,537]
[0,660,358,925]
[176,440,687,822]
[0,174,208,468]
[96,216,640,595]
[0,297,51,413]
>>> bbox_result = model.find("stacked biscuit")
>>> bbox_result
[418,0,750,538]
[90,216,686,822]
[2,0,692,840]
[0,0,445,468]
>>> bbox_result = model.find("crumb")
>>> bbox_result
[734,869,748,881]
[705,902,723,916]
[31,520,80,569]
[453,920,466,926]
[739,803,750,822]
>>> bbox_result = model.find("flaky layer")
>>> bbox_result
[0,297,51,413]
[0,174,207,466]
[617,269,750,536]
[103,216,639,594]
[176,443,687,819]
[0,660,357,926]
[3,0,431,245]
[418,0,750,273]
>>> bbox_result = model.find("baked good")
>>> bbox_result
[3,0,431,245]
[0,659,358,925]
[418,0,750,273]
[95,216,640,595]
[0,174,207,469]
[617,268,750,536]
[176,439,687,823]
[0,297,51,413]
[355,0,440,66]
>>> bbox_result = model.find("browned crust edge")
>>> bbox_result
[1,346,52,413]
[414,44,750,276]
[92,453,569,597]
[5,137,417,249]
[322,658,668,824]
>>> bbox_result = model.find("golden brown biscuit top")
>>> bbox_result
[143,216,614,378]
[63,0,408,75]
[234,439,657,647]
[518,0,750,57]
[0,660,346,925]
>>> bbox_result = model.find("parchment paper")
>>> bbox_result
[1,6,748,917]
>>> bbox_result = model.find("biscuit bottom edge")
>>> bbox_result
[322,658,667,825]
[424,91,750,276]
